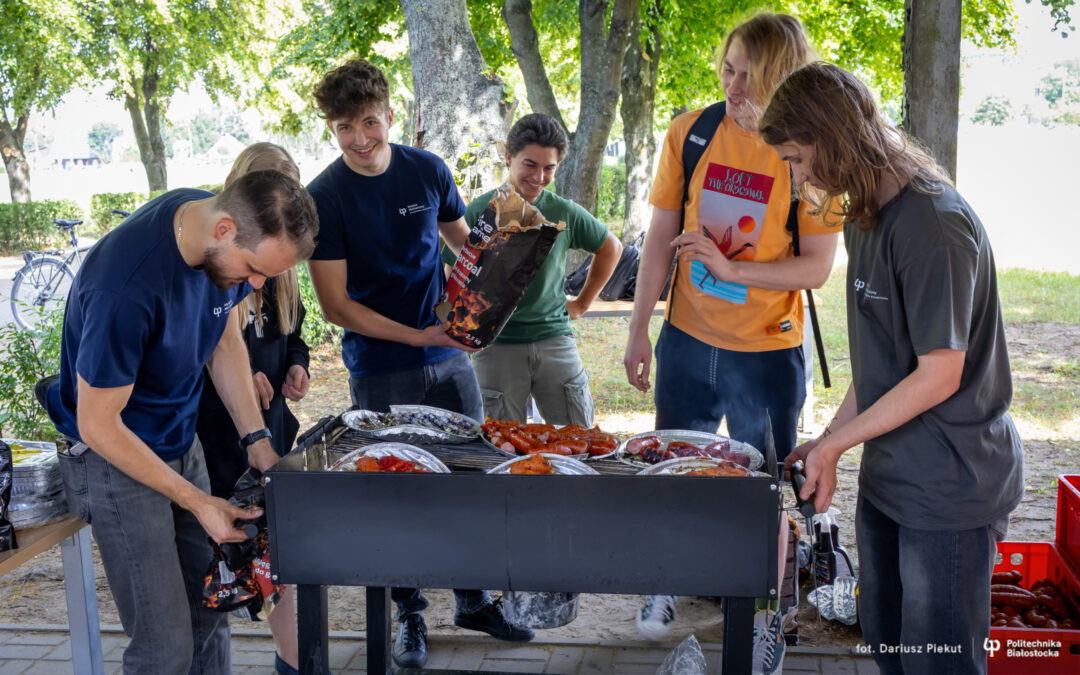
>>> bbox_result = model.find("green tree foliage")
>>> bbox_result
[0,0,89,202]
[1039,60,1080,124]
[261,0,409,137]
[87,121,123,163]
[79,0,287,190]
[971,95,1014,125]
[0,306,64,441]
[1035,0,1077,34]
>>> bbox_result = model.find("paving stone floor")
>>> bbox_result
[0,625,880,674]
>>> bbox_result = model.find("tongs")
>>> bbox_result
[789,460,820,624]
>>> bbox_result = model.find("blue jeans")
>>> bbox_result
[349,352,483,423]
[81,438,230,675]
[856,494,1008,675]
[653,322,805,461]
[349,351,488,619]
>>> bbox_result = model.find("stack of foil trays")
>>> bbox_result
[5,440,68,529]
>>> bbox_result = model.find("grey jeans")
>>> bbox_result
[76,438,230,674]
[471,334,594,426]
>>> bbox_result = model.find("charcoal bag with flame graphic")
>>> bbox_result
[435,184,565,348]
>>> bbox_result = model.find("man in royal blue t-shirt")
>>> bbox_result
[306,59,533,669]
[43,171,318,674]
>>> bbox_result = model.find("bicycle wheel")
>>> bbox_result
[10,257,75,330]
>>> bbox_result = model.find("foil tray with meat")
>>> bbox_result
[341,404,480,445]
[328,443,451,474]
[637,456,770,478]
[480,420,620,460]
[615,430,764,470]
[487,453,598,475]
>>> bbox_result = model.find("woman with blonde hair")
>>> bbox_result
[197,141,310,675]
[622,14,839,668]
[765,63,1022,675]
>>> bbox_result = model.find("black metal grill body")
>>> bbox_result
[266,416,782,675]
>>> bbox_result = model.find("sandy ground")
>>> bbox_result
[1,322,1077,649]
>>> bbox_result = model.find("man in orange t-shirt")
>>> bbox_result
[624,15,841,656]
[624,95,840,463]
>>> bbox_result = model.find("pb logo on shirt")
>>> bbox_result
[212,300,234,318]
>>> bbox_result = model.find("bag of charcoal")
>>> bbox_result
[435,183,565,348]
[0,440,17,552]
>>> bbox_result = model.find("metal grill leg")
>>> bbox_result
[298,584,329,674]
[721,596,755,674]
[367,587,392,674]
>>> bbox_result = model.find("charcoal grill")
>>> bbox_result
[266,413,783,674]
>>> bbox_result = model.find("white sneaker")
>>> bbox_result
[636,594,677,640]
[752,609,786,675]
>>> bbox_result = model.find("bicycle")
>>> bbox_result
[8,210,130,330]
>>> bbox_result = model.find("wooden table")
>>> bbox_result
[580,298,665,317]
[0,515,104,674]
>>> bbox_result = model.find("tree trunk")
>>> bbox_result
[501,0,567,131]
[0,111,32,203]
[401,0,514,199]
[902,0,960,180]
[553,0,635,214]
[125,69,168,192]
[619,4,660,243]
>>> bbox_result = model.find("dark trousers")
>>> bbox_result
[653,322,805,462]
[349,352,488,619]
[856,494,1008,675]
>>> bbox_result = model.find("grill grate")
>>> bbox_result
[316,419,639,475]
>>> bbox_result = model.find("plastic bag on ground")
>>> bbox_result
[501,590,579,629]
[807,574,859,625]
[656,634,707,675]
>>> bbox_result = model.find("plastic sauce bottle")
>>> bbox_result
[813,509,854,586]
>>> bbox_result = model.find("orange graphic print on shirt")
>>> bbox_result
[692,163,774,304]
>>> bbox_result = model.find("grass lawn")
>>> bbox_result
[575,267,1080,431]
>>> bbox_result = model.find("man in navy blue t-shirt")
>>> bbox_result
[44,171,318,674]
[306,59,533,669]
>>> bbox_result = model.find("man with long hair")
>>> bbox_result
[764,63,1023,675]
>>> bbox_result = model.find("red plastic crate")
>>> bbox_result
[1057,475,1080,574]
[988,541,1080,674]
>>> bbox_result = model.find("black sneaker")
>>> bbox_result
[392,614,428,669]
[454,599,535,642]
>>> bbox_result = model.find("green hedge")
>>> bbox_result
[89,191,142,237]
[597,162,627,222]
[298,262,341,346]
[0,200,83,255]
[0,305,64,441]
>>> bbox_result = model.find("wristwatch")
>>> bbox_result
[239,428,272,450]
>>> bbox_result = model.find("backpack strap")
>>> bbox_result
[679,102,726,235]
[667,102,726,308]
[786,199,831,388]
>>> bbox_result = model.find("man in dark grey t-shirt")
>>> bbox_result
[766,64,1022,675]
[846,186,1022,531]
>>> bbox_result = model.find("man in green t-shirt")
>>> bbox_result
[444,113,621,425]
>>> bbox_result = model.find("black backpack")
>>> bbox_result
[674,102,830,387]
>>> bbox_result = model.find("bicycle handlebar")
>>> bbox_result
[110,209,132,217]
